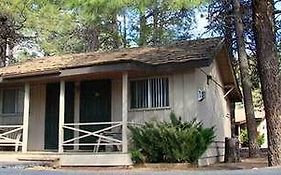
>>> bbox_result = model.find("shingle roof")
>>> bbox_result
[0,37,223,77]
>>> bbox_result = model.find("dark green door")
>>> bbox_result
[45,83,60,150]
[79,80,111,150]
[45,82,74,150]
[64,82,75,150]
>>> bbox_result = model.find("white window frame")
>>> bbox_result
[129,76,170,110]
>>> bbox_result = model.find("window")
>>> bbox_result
[2,89,19,114]
[130,77,169,109]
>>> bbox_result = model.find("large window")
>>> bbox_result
[2,89,19,114]
[130,77,169,109]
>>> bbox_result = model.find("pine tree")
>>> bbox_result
[253,0,281,166]
[232,0,260,157]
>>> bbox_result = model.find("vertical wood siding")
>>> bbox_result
[28,84,46,151]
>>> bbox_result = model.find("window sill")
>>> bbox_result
[129,107,171,112]
[0,113,22,117]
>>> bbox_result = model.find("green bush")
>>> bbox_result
[128,113,216,164]
[130,149,146,164]
[239,129,265,147]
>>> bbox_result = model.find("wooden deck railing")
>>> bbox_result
[0,125,23,152]
[62,122,123,152]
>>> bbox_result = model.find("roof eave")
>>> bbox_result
[0,59,212,83]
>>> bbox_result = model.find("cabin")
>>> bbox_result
[0,37,241,166]
[235,107,267,148]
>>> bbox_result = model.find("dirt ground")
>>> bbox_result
[200,157,268,170]
[60,157,269,172]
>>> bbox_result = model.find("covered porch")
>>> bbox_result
[0,71,132,165]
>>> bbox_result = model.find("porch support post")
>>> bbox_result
[122,72,128,153]
[74,81,80,151]
[22,83,30,153]
[58,80,65,153]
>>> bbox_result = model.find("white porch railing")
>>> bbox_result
[62,122,123,152]
[0,125,23,152]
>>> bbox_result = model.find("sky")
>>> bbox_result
[191,9,209,38]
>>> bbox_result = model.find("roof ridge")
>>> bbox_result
[8,37,224,67]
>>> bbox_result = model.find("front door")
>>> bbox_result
[45,83,60,150]
[79,80,111,149]
[44,82,74,150]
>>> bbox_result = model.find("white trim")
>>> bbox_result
[74,81,80,151]
[63,123,122,145]
[0,87,22,116]
[0,90,3,115]
[122,72,128,153]
[147,80,152,108]
[22,83,30,153]
[64,121,123,126]
[129,106,171,112]
[129,77,170,109]
[223,86,235,98]
[58,81,65,153]
[129,75,170,81]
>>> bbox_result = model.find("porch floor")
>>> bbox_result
[0,151,132,167]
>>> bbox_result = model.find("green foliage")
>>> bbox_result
[128,113,216,164]
[239,129,265,148]
[258,134,265,147]
[1,0,205,62]
[130,149,146,164]
[252,89,263,109]
[239,129,248,147]
[0,0,79,57]
[169,0,207,10]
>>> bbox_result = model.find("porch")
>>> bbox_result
[0,72,133,166]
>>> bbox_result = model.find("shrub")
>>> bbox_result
[130,149,146,164]
[239,129,265,147]
[128,113,216,164]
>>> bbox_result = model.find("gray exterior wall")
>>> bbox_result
[112,60,231,165]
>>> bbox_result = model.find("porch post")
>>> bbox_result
[122,72,128,153]
[74,81,80,151]
[58,80,65,153]
[22,83,30,153]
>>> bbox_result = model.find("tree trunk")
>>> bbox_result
[152,6,159,46]
[232,0,260,157]
[222,0,236,139]
[0,13,8,66]
[123,14,127,48]
[111,15,121,49]
[225,137,240,163]
[0,39,7,67]
[83,25,99,52]
[139,13,147,46]
[252,0,281,166]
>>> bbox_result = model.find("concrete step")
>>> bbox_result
[18,157,59,162]
[17,157,60,168]
[0,152,132,167]
[0,161,55,169]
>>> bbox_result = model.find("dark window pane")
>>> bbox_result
[130,80,148,109]
[150,78,169,108]
[130,81,135,108]
[130,78,169,109]
[3,89,17,114]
